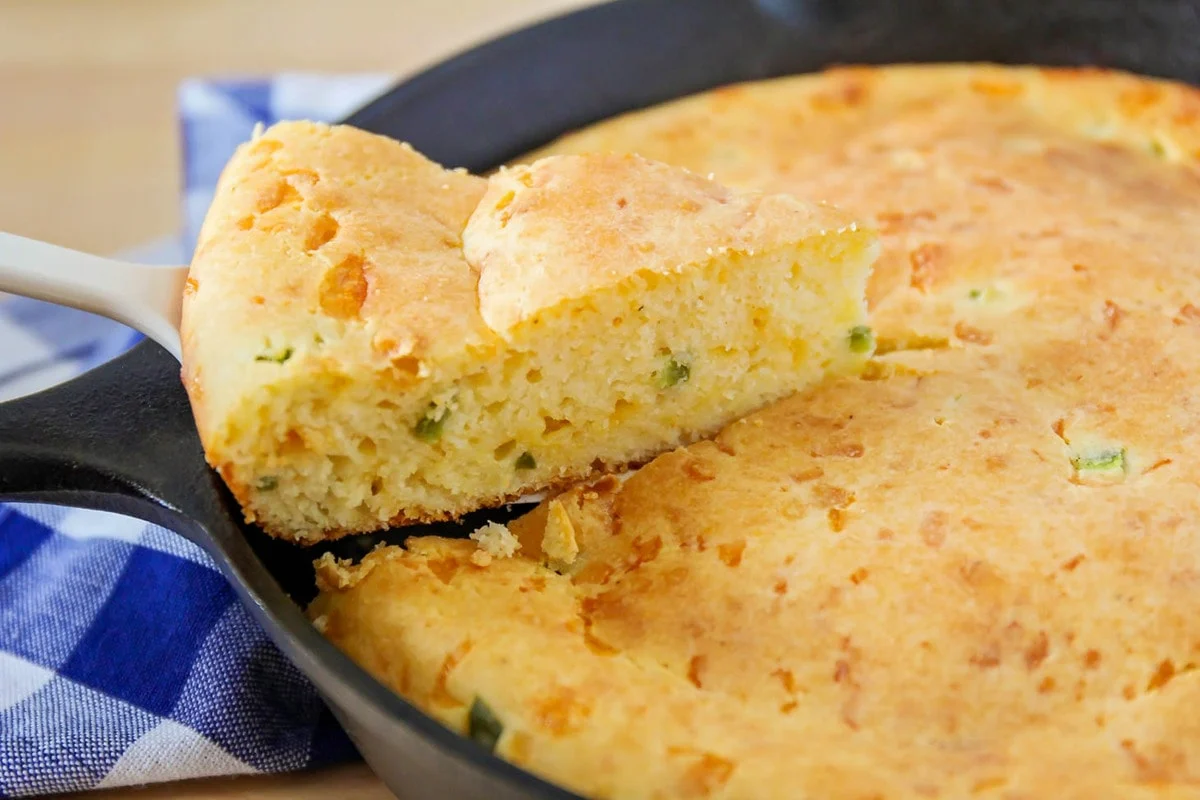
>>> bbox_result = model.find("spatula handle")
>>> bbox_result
[0,232,189,362]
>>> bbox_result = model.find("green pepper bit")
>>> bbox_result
[413,404,449,442]
[515,452,537,471]
[1071,447,1127,473]
[968,287,1002,302]
[848,325,875,354]
[256,476,278,491]
[656,355,691,388]
[255,347,293,364]
[468,697,504,752]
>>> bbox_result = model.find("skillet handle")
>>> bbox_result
[0,341,215,540]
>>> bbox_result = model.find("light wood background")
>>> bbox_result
[1,1,591,797]
[0,0,592,255]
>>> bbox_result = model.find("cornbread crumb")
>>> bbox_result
[470,522,521,562]
[541,499,579,568]
[312,552,373,593]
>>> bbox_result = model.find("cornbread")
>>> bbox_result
[311,64,1200,798]
[180,122,877,541]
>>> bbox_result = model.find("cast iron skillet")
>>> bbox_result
[3,1,1199,797]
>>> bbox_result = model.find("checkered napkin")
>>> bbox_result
[0,73,393,796]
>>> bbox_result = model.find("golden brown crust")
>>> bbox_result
[468,153,859,335]
[312,64,1200,798]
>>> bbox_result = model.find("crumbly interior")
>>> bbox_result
[233,237,872,539]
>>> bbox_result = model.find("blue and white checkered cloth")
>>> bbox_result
[0,73,394,796]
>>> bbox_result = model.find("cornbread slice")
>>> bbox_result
[181,121,877,541]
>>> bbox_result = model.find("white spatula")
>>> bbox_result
[0,232,189,362]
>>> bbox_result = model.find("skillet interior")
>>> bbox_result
[2,0,1200,797]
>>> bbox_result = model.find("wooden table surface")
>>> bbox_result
[0,0,591,797]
